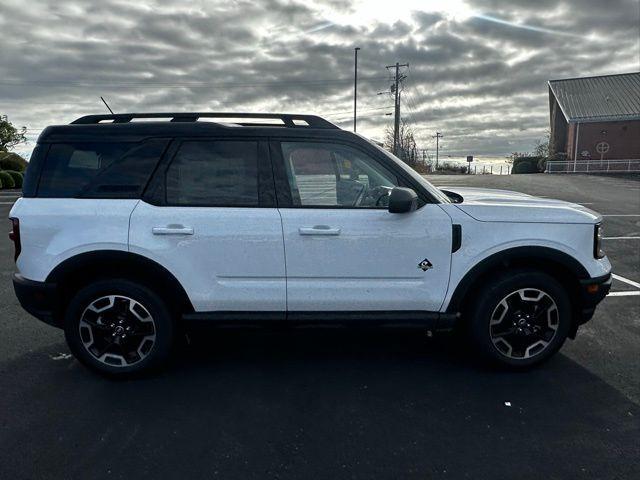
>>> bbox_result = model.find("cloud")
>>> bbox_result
[0,0,638,158]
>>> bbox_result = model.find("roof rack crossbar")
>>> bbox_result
[71,112,338,129]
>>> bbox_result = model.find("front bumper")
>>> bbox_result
[577,272,612,324]
[12,274,61,328]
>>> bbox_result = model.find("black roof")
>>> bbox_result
[38,112,348,143]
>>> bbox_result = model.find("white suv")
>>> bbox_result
[10,113,612,376]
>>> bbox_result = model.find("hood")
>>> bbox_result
[440,186,601,224]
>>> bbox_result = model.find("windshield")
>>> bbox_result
[361,136,451,203]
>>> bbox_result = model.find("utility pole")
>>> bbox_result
[385,62,409,156]
[353,47,360,132]
[433,132,443,168]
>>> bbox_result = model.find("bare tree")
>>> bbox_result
[384,120,424,171]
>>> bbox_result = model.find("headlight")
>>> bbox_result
[594,224,605,259]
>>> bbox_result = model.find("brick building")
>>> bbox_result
[548,72,640,163]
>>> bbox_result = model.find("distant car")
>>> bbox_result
[10,112,611,376]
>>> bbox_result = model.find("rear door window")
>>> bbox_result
[165,141,260,207]
[37,139,168,198]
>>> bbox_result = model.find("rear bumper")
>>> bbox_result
[577,272,612,324]
[12,274,61,328]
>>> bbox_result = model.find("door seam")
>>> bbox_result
[276,208,288,313]
[127,199,141,252]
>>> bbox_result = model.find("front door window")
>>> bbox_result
[280,142,398,208]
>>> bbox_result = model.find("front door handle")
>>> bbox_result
[298,225,341,236]
[152,225,194,235]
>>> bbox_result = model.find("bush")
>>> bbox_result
[435,162,468,174]
[512,156,545,174]
[0,151,27,172]
[5,170,23,188]
[0,171,15,189]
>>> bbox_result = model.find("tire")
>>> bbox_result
[64,279,175,378]
[468,269,572,369]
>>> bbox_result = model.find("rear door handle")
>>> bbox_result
[152,225,194,235]
[298,225,341,236]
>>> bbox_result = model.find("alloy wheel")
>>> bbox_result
[78,295,156,367]
[489,288,559,360]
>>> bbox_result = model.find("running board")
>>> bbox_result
[182,311,458,330]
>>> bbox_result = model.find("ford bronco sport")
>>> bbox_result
[10,113,612,376]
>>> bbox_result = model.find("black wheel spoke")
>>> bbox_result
[492,327,516,338]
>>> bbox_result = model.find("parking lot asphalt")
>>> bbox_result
[1,174,639,480]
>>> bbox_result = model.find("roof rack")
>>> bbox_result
[70,112,339,129]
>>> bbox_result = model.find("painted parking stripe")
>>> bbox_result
[612,274,640,289]
[608,291,640,297]
[602,214,640,217]
[603,236,640,240]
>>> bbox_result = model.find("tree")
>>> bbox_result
[533,129,551,158]
[506,130,553,164]
[506,152,529,164]
[384,119,425,171]
[0,115,27,152]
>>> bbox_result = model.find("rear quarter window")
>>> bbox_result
[36,139,168,198]
[22,143,47,197]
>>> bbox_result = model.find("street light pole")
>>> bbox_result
[354,47,360,132]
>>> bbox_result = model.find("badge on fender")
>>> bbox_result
[418,259,433,271]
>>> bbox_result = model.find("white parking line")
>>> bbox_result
[612,274,640,289]
[603,236,640,240]
[0,202,17,205]
[602,214,640,217]
[608,291,640,297]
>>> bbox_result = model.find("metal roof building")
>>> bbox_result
[548,72,640,161]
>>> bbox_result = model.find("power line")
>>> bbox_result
[324,105,393,117]
[0,76,389,89]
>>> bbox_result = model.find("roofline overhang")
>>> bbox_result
[567,115,640,124]
[548,81,571,123]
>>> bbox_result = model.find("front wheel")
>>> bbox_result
[468,270,572,368]
[64,279,174,377]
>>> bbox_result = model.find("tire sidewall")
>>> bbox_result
[469,270,572,368]
[64,279,174,377]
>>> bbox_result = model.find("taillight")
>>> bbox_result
[9,217,21,261]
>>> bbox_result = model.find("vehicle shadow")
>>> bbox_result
[1,329,639,480]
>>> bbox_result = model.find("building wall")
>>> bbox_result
[572,120,640,161]
[566,123,576,160]
[549,91,568,156]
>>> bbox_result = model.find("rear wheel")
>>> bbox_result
[468,270,572,368]
[64,279,174,377]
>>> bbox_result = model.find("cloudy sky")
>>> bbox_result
[1,0,639,159]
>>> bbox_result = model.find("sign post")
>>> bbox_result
[466,155,473,174]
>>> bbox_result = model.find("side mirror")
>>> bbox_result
[388,187,418,213]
